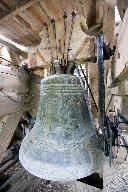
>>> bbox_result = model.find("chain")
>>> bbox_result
[79,64,98,112]
[62,12,67,65]
[44,22,54,62]
[66,10,76,65]
[51,18,58,60]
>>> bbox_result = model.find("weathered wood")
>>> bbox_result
[8,48,21,66]
[0,156,18,174]
[0,65,29,115]
[7,168,33,192]
[0,38,22,53]
[0,111,22,162]
[0,0,39,24]
[85,0,96,28]
[19,10,43,31]
[0,65,29,93]
[0,168,25,191]
[27,75,41,116]
[114,8,128,79]
[117,0,128,20]
[103,1,115,82]
[109,66,128,88]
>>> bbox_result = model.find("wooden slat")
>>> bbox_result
[19,9,43,31]
[0,111,22,162]
[0,65,29,116]
[0,66,29,93]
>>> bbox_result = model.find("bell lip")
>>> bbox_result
[19,154,92,181]
[19,139,103,182]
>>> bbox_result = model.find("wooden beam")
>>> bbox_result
[112,8,128,84]
[8,48,21,66]
[85,0,96,28]
[109,66,128,88]
[103,2,115,82]
[19,9,43,31]
[0,65,29,116]
[0,38,19,52]
[117,0,128,20]
[6,168,33,192]
[0,0,39,24]
[0,38,28,58]
[0,111,22,162]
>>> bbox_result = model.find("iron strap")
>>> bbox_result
[97,32,105,132]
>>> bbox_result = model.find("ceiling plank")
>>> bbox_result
[0,0,39,24]
[19,9,43,31]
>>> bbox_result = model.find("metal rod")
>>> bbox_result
[0,156,18,175]
[97,32,105,132]
[0,143,20,166]
[105,94,115,113]
[66,10,76,65]
[79,64,98,112]
[62,12,67,65]
[44,22,54,62]
[0,169,25,191]
[108,118,113,166]
[51,18,58,60]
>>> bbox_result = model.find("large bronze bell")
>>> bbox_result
[19,72,103,181]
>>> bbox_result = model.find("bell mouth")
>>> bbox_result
[19,146,91,181]
[19,135,103,181]
[19,158,91,181]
